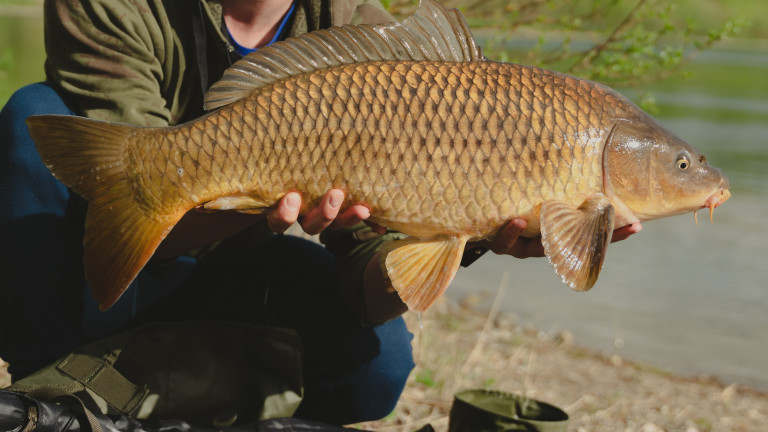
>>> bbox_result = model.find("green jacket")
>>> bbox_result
[44,0,393,125]
[43,0,405,323]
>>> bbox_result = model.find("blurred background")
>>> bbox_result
[2,0,766,391]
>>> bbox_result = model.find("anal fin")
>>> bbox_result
[540,194,615,292]
[379,235,468,312]
[201,195,273,214]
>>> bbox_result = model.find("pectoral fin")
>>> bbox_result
[201,195,274,214]
[540,194,615,292]
[380,235,469,312]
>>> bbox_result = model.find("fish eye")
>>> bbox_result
[676,153,691,170]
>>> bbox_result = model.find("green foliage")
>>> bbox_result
[388,0,749,94]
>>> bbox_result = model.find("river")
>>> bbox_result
[2,11,767,391]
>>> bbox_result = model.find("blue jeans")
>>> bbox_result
[0,83,414,424]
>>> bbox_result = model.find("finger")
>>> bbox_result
[299,189,344,235]
[330,205,371,229]
[364,219,387,235]
[267,191,301,233]
[508,237,545,259]
[611,222,642,243]
[488,218,527,255]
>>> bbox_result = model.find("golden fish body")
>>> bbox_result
[135,60,613,239]
[28,0,730,311]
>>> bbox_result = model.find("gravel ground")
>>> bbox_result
[355,298,768,432]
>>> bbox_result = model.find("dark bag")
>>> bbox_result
[0,389,363,432]
[8,321,304,425]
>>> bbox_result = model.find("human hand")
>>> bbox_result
[610,222,642,242]
[266,189,372,235]
[476,219,643,259]
[482,218,545,258]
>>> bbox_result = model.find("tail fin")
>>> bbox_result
[27,115,178,310]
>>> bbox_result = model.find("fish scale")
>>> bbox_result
[126,60,621,239]
[28,0,729,311]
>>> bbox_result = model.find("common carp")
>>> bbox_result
[27,0,730,312]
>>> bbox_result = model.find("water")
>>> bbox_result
[3,11,767,391]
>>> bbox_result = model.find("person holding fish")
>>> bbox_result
[0,0,567,426]
[1,0,704,427]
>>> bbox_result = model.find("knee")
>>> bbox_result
[1,82,74,163]
[297,317,415,424]
[357,365,413,422]
[349,317,415,422]
[369,317,416,414]
[0,83,75,219]
[1,82,73,121]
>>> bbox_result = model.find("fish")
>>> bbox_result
[27,0,730,312]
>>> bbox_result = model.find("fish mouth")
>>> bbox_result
[704,188,731,209]
[696,188,730,224]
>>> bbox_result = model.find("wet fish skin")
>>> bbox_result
[130,60,626,240]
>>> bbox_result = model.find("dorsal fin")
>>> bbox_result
[204,0,484,110]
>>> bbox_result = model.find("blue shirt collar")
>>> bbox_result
[226,1,297,57]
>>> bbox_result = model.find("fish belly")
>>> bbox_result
[128,61,616,239]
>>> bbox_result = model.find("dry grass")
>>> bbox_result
[354,283,768,432]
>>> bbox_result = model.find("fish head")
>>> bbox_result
[603,118,730,224]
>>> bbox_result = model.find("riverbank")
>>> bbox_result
[355,298,768,431]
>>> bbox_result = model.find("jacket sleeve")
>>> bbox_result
[43,0,185,126]
[320,224,406,324]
